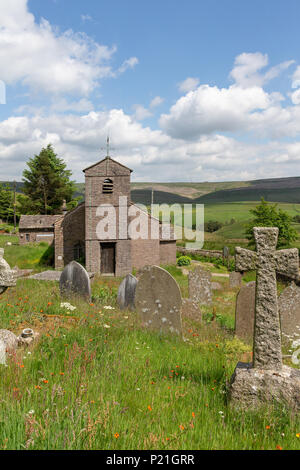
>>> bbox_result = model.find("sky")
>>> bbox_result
[1,0,300,182]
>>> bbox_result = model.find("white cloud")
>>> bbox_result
[230,52,294,88]
[292,66,300,89]
[0,0,137,96]
[160,84,272,139]
[132,105,153,121]
[1,108,300,184]
[150,96,164,108]
[117,57,139,75]
[178,77,200,93]
[81,14,93,22]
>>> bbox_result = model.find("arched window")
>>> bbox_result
[102,178,113,194]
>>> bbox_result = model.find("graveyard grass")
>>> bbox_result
[0,272,300,450]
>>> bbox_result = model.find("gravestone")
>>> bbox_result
[278,282,300,343]
[117,274,138,311]
[0,248,16,294]
[235,281,255,341]
[0,329,19,352]
[135,266,182,336]
[188,267,212,305]
[0,340,6,365]
[229,227,300,411]
[181,298,201,322]
[223,246,230,268]
[229,272,242,288]
[223,246,229,259]
[60,261,91,301]
[211,281,222,290]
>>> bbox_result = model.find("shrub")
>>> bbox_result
[204,220,223,232]
[177,256,191,266]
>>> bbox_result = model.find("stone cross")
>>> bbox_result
[235,227,299,370]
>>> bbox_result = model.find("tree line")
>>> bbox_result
[0,144,79,223]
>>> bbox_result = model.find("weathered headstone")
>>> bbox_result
[223,246,229,259]
[211,281,222,290]
[188,266,212,305]
[117,274,138,311]
[235,281,255,341]
[229,227,300,411]
[60,261,91,301]
[135,266,182,336]
[181,298,201,322]
[229,272,242,288]
[278,282,300,343]
[0,329,19,352]
[0,340,6,365]
[0,248,16,294]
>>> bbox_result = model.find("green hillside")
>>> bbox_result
[2,175,300,205]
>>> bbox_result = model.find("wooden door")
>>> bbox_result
[100,243,116,274]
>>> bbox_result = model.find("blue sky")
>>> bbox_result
[1,0,300,182]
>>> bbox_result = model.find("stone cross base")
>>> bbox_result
[229,362,300,411]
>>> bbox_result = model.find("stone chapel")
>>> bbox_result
[25,155,177,276]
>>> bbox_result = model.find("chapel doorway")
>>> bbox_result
[100,243,116,275]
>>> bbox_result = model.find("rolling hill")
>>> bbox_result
[2,175,300,205]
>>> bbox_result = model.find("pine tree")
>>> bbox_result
[22,144,76,214]
[0,184,13,222]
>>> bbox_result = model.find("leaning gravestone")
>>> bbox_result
[60,261,91,301]
[117,274,138,311]
[188,266,212,305]
[278,282,300,343]
[135,266,182,336]
[0,248,16,294]
[229,272,242,288]
[235,281,255,341]
[229,227,300,411]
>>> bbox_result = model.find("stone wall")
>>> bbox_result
[19,230,54,245]
[159,240,177,265]
[177,246,223,259]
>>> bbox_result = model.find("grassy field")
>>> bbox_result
[0,235,54,271]
[0,255,300,450]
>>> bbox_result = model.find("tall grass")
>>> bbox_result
[0,277,299,450]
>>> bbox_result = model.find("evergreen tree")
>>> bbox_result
[0,184,13,222]
[22,144,76,214]
[246,198,298,247]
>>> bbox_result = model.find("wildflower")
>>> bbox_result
[179,425,184,431]
[35,385,41,390]
[266,425,271,430]
[276,445,283,450]
[60,302,76,311]
[27,410,34,415]
[59,372,64,376]
[192,412,195,418]
[103,324,111,329]
[43,380,49,384]
[147,405,152,411]
[114,433,120,439]
[296,433,300,438]
[103,306,114,310]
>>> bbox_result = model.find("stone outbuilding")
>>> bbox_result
[19,215,61,245]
